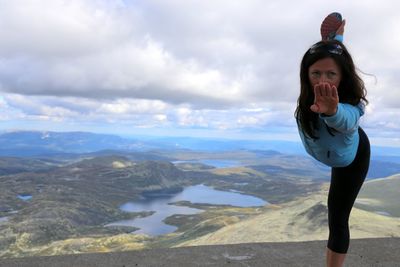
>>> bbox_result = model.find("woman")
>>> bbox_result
[294,21,370,267]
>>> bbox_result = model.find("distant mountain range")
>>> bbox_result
[2,130,400,156]
[1,130,400,178]
[0,131,306,156]
[0,131,154,156]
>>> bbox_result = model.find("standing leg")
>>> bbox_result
[326,248,346,267]
[326,128,370,266]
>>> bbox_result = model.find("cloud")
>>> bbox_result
[0,0,399,142]
[0,0,310,108]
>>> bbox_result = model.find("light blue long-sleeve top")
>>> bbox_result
[297,102,364,167]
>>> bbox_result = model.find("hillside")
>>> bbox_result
[176,184,400,247]
[0,153,326,258]
[355,174,400,217]
[1,150,399,260]
[0,157,194,258]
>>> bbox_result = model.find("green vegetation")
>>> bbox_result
[1,151,398,259]
[355,174,400,217]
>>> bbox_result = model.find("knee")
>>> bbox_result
[328,209,350,231]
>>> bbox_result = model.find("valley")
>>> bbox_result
[0,131,399,259]
[0,151,325,258]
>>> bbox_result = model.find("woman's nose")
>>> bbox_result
[319,74,328,82]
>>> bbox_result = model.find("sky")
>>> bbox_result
[0,0,399,146]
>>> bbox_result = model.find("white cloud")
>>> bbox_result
[0,0,399,142]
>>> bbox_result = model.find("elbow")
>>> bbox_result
[334,121,359,133]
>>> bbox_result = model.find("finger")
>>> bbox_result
[325,83,333,97]
[312,86,321,113]
[314,84,321,99]
[310,104,320,113]
[332,85,338,99]
[321,83,329,96]
[319,83,325,96]
[325,85,331,98]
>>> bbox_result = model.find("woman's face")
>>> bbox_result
[308,57,342,88]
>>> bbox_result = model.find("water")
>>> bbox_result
[172,184,266,207]
[106,184,267,236]
[17,195,32,201]
[173,159,241,168]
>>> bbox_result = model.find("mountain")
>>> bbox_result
[0,157,59,175]
[0,131,161,156]
[0,131,309,155]
[146,137,306,154]
[1,152,399,259]
[0,152,328,258]
[176,184,400,247]
[0,157,193,258]
[355,174,400,217]
[2,130,400,180]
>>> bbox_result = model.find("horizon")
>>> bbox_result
[2,129,400,154]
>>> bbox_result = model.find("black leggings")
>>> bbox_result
[327,127,370,254]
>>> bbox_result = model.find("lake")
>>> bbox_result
[173,159,241,168]
[18,195,32,201]
[106,184,267,236]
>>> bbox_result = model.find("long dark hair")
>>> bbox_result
[294,40,368,139]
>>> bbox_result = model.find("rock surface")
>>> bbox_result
[0,238,399,267]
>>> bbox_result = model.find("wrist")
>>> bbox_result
[322,107,337,117]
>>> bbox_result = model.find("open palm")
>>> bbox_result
[310,83,339,116]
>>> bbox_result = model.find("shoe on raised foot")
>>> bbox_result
[320,12,342,40]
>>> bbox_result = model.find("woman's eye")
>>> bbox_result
[311,71,320,77]
[327,72,337,78]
